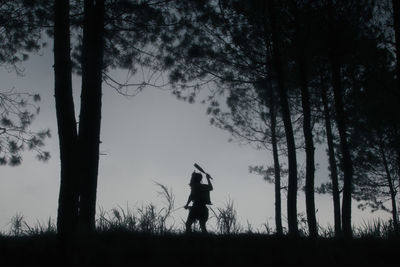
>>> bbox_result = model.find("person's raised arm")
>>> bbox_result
[206,174,213,191]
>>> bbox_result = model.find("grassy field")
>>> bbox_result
[1,232,399,267]
[2,194,398,266]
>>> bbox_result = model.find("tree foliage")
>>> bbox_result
[0,90,50,165]
[0,0,51,166]
[152,0,399,236]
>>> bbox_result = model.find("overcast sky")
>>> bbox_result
[0,45,389,233]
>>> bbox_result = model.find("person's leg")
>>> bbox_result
[199,206,209,233]
[199,220,207,233]
[186,209,195,233]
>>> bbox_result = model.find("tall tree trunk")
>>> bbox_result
[398,149,400,216]
[397,149,400,228]
[264,27,283,236]
[292,2,317,238]
[78,0,105,232]
[379,136,399,229]
[321,85,342,237]
[54,0,79,241]
[299,60,317,238]
[391,1,400,209]
[392,0,400,95]
[266,0,298,236]
[269,84,283,235]
[328,0,353,238]
[330,57,353,238]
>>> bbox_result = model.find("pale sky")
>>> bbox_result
[0,45,389,233]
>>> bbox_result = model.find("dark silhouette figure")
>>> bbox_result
[184,172,213,233]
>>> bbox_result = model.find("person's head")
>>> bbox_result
[190,172,202,186]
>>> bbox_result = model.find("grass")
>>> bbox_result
[2,207,399,267]
[5,213,56,237]
[1,184,399,266]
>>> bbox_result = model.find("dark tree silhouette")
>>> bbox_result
[153,0,398,239]
[45,0,400,240]
[323,0,377,238]
[53,0,79,241]
[210,81,287,235]
[391,0,400,197]
[392,0,400,95]
[77,0,105,233]
[0,90,50,166]
[326,0,354,238]
[0,0,50,166]
[320,82,342,236]
[153,0,292,235]
[266,0,298,236]
[349,43,400,229]
[352,127,399,229]
[290,0,317,238]
[268,85,284,235]
[52,0,175,235]
[0,0,47,73]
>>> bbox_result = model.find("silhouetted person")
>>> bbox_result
[184,171,213,233]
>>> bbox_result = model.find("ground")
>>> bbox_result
[1,233,399,266]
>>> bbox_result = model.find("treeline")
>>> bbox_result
[152,0,400,239]
[0,0,399,243]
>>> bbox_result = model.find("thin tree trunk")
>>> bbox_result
[54,0,79,241]
[269,85,283,235]
[392,0,400,95]
[328,0,353,238]
[266,0,298,236]
[299,62,317,238]
[378,136,399,229]
[392,1,400,222]
[292,2,317,238]
[321,85,342,237]
[264,27,283,236]
[330,57,353,238]
[397,149,400,228]
[78,0,105,232]
[398,149,400,215]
